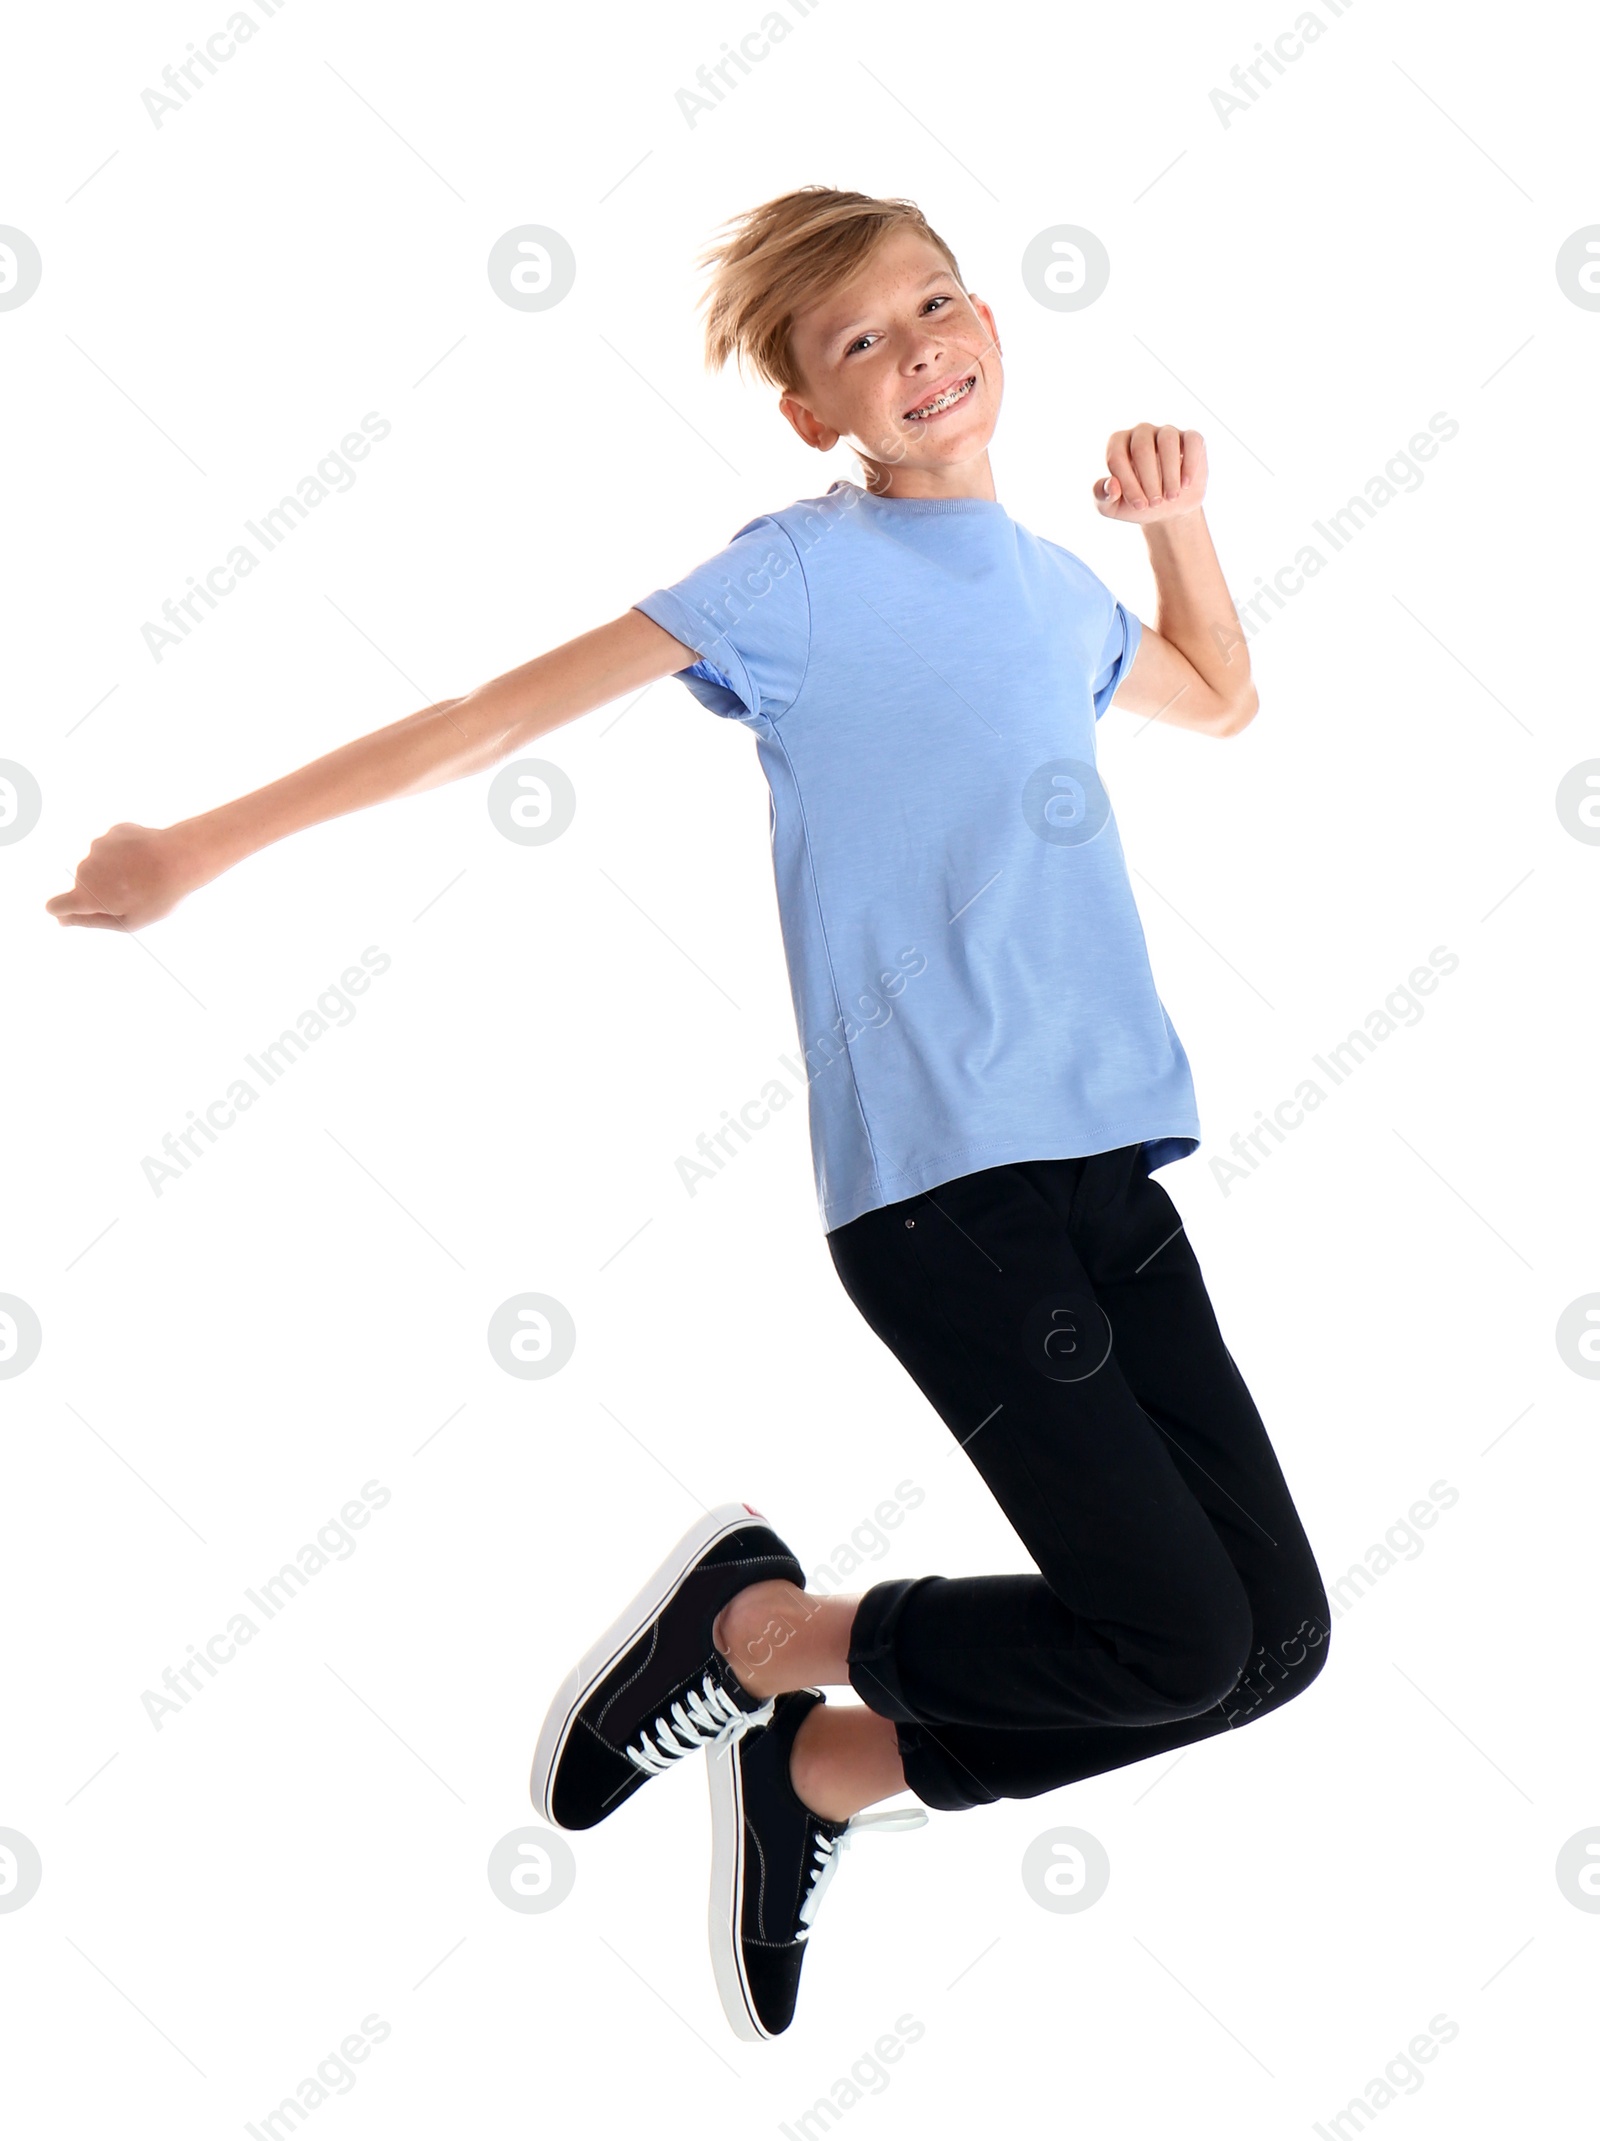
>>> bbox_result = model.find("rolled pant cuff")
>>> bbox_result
[848,1575,993,1814]
[846,1575,937,1723]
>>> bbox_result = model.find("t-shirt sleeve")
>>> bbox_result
[631,514,811,727]
[1091,598,1143,720]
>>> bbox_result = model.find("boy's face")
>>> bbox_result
[781,226,1002,492]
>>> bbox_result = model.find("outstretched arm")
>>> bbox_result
[1092,424,1259,738]
[46,608,695,932]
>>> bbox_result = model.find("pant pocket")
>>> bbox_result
[1064,1144,1136,1232]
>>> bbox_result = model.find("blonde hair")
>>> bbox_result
[696,186,964,397]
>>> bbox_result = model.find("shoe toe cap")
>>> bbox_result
[741,1940,806,2037]
[546,1723,641,1831]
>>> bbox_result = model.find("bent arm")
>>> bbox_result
[1108,512,1258,737]
[48,608,695,929]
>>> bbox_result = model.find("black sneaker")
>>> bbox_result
[531,1501,804,1831]
[707,1688,928,2040]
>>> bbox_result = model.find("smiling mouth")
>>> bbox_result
[904,373,977,421]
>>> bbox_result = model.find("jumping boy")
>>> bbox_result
[49,187,1332,2043]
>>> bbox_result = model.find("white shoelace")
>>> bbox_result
[797,1807,929,1939]
[625,1672,775,1777]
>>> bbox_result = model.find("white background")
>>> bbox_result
[3,1,1597,2133]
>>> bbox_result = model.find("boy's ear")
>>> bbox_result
[778,393,840,452]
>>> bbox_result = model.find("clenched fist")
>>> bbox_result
[1093,424,1207,522]
[46,822,201,932]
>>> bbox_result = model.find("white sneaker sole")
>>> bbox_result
[530,1500,772,1828]
[706,1732,769,2042]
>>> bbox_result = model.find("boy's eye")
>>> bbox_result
[845,293,952,357]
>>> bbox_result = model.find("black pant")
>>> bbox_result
[826,1146,1332,1812]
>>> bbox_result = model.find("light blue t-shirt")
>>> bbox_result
[633,478,1199,1232]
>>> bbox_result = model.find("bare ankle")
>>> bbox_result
[714,1579,815,1697]
[715,1583,864,1701]
[788,1706,850,1821]
[789,1702,907,1823]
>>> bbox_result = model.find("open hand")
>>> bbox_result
[1093,424,1207,522]
[46,822,198,932]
